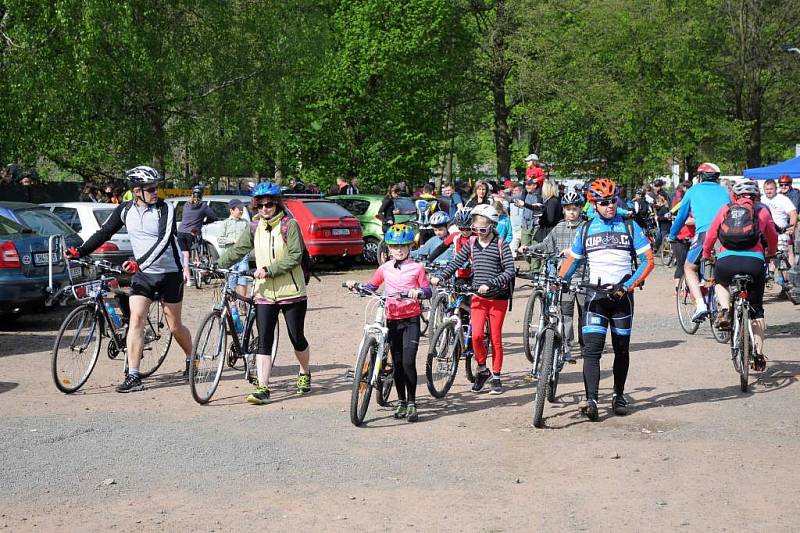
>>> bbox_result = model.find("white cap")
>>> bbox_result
[525,154,539,162]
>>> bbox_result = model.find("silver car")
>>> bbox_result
[43,202,133,266]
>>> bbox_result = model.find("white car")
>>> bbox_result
[166,195,253,259]
[43,202,133,266]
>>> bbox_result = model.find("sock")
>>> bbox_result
[492,373,501,380]
[129,368,140,379]
[478,364,487,372]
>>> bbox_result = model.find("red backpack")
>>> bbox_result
[718,202,760,250]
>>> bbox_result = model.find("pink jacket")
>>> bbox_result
[367,259,431,320]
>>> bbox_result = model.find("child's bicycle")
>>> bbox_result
[517,249,553,363]
[343,283,409,426]
[51,259,173,393]
[676,258,730,344]
[425,280,487,398]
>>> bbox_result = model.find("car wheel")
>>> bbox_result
[362,237,380,264]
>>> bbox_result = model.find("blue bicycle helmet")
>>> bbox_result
[384,224,415,245]
[454,207,473,229]
[251,181,282,197]
[429,211,451,227]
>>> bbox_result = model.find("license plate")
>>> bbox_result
[70,267,82,279]
[34,252,60,265]
[331,228,350,236]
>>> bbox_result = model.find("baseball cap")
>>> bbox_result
[229,198,244,209]
[525,154,539,162]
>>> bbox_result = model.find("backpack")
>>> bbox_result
[250,215,314,284]
[718,203,760,250]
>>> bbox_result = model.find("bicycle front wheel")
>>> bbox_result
[350,335,378,426]
[428,292,449,334]
[523,291,545,363]
[739,309,750,393]
[676,276,700,335]
[138,300,173,378]
[425,321,461,398]
[533,329,555,428]
[52,304,103,393]
[189,311,227,404]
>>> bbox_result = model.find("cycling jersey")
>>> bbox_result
[762,193,796,229]
[669,181,731,238]
[560,214,653,289]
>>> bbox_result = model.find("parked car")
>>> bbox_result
[0,202,84,251]
[0,214,75,320]
[167,195,363,262]
[327,194,416,263]
[42,202,132,267]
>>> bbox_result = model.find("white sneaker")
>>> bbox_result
[691,306,708,323]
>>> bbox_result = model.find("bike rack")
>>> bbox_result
[45,234,66,306]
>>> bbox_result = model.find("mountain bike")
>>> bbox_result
[425,281,486,398]
[518,249,552,364]
[420,257,451,335]
[659,240,675,267]
[189,267,279,404]
[344,283,409,426]
[676,259,730,344]
[51,259,172,393]
[729,275,757,392]
[769,233,792,297]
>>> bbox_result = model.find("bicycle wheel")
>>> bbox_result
[376,348,393,406]
[52,304,103,393]
[138,300,173,378]
[350,335,378,426]
[189,310,227,404]
[428,292,448,334]
[676,276,700,335]
[425,321,461,398]
[659,243,671,267]
[547,340,561,403]
[708,304,731,344]
[533,329,555,428]
[419,300,430,337]
[522,290,545,363]
[739,309,750,393]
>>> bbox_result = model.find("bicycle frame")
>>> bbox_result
[353,291,390,389]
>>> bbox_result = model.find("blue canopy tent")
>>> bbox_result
[743,156,800,180]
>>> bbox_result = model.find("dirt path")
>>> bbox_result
[1,266,799,532]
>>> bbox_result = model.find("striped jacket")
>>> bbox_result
[533,219,586,279]
[439,234,515,299]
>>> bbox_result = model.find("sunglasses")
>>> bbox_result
[596,198,618,207]
[780,183,791,187]
[470,225,492,234]
[143,186,158,194]
[256,201,277,209]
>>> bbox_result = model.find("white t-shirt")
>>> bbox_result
[762,194,796,228]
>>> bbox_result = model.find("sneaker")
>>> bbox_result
[753,353,767,372]
[611,394,628,416]
[246,385,270,405]
[471,369,492,392]
[394,402,408,419]
[580,399,599,421]
[715,309,730,330]
[116,374,144,393]
[489,378,503,395]
[296,373,311,395]
[563,345,576,364]
[406,404,419,422]
[691,306,709,323]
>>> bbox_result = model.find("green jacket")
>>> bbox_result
[218,211,307,302]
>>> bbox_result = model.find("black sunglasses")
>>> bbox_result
[256,201,277,209]
[597,198,618,207]
[143,186,158,193]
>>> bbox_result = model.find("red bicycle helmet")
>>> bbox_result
[778,175,793,186]
[697,162,721,181]
[588,178,618,202]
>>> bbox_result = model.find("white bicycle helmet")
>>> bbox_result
[732,179,759,196]
[429,211,451,227]
[471,203,499,224]
[126,165,163,187]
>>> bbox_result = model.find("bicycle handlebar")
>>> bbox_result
[69,258,124,275]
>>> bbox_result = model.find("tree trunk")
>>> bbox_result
[491,1,512,179]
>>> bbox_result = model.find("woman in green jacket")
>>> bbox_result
[218,182,311,404]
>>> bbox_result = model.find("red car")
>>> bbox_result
[283,198,363,261]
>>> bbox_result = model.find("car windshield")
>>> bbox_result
[394,197,416,215]
[0,214,24,236]
[16,207,77,237]
[303,201,353,219]
[93,208,127,234]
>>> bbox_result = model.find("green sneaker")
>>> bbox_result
[296,373,311,395]
[406,403,419,423]
[394,402,408,419]
[246,385,270,405]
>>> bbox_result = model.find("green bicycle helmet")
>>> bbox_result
[384,224,415,245]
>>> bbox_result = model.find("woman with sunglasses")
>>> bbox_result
[217,182,312,404]
[431,204,515,395]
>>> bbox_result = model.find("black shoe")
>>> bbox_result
[581,399,598,421]
[471,369,492,392]
[489,378,503,395]
[611,394,628,416]
[116,374,144,393]
[182,360,190,380]
[753,353,767,372]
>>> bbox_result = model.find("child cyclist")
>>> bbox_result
[428,208,475,282]
[345,224,432,422]
[431,205,515,394]
[411,211,454,264]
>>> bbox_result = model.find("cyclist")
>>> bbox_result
[668,163,731,322]
[411,211,453,263]
[558,178,654,420]
[177,184,218,272]
[524,191,586,361]
[217,182,311,404]
[428,208,474,277]
[762,179,797,273]
[65,166,194,392]
[702,179,777,370]
[345,224,432,422]
[432,204,515,394]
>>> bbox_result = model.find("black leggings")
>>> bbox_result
[581,291,634,401]
[672,240,690,280]
[255,300,309,355]
[387,316,421,404]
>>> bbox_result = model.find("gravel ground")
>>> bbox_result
[1,265,799,532]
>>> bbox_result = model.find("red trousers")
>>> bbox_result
[470,295,508,374]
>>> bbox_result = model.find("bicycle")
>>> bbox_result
[729,274,757,392]
[424,280,486,398]
[676,259,730,344]
[518,249,552,364]
[769,233,792,296]
[419,257,450,335]
[189,267,279,404]
[51,259,173,393]
[344,283,406,426]
[659,240,675,267]
[190,229,214,289]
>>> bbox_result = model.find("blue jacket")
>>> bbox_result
[670,181,731,238]
[496,215,513,243]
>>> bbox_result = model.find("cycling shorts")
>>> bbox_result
[686,232,706,265]
[714,256,765,319]
[131,271,184,303]
[176,232,195,253]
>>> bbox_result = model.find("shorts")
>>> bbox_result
[176,232,194,253]
[686,232,706,265]
[131,271,184,303]
[715,256,766,319]
[226,256,251,289]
